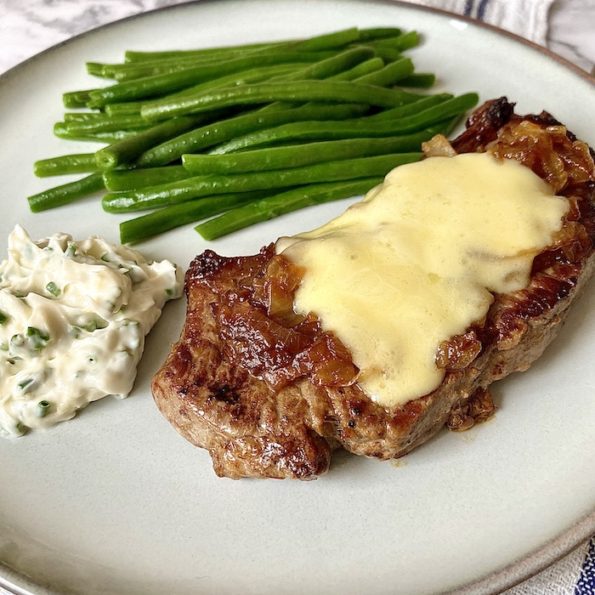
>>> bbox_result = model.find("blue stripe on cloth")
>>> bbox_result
[477,0,491,20]
[463,0,474,17]
[575,537,595,594]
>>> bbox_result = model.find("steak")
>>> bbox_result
[152,98,595,479]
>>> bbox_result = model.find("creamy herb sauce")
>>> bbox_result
[0,226,182,437]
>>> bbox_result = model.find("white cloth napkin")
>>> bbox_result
[400,0,554,45]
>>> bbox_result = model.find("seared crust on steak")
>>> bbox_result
[152,98,595,479]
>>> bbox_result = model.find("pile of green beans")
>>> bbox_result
[29,27,479,243]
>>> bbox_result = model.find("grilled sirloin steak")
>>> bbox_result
[152,98,595,479]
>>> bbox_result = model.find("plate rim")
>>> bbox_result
[0,1,593,593]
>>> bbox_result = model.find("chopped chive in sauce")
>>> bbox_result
[15,422,28,436]
[0,310,8,324]
[26,327,50,350]
[80,318,108,333]
[46,281,61,297]
[36,400,51,417]
[17,378,35,393]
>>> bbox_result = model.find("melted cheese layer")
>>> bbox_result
[278,153,569,408]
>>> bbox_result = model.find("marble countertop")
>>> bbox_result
[0,1,593,594]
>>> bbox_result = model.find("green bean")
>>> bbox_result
[290,27,360,51]
[63,112,106,122]
[109,54,286,79]
[123,28,362,63]
[261,61,381,115]
[94,113,216,170]
[102,153,421,213]
[55,114,150,135]
[328,58,384,81]
[137,103,369,167]
[86,62,108,78]
[141,80,420,121]
[54,129,144,143]
[103,166,189,191]
[87,52,341,108]
[105,63,303,116]
[119,190,278,244]
[353,58,414,86]
[366,93,452,120]
[257,47,376,113]
[179,62,309,97]
[398,73,436,88]
[34,153,98,177]
[183,131,435,175]
[269,47,374,83]
[367,45,403,63]
[211,110,441,155]
[124,42,280,63]
[103,103,142,116]
[195,178,383,240]
[199,47,375,119]
[62,90,93,108]
[28,172,104,213]
[358,28,402,41]
[371,31,421,51]
[211,93,476,153]
[101,51,335,82]
[106,66,288,116]
[103,103,143,116]
[54,123,150,141]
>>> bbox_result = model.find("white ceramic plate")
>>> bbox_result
[1,1,594,594]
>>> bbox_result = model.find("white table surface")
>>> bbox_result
[0,1,593,594]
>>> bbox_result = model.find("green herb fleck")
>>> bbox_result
[80,318,108,333]
[26,326,50,350]
[36,400,51,418]
[14,422,28,436]
[17,378,35,393]
[0,310,8,325]
[46,281,61,297]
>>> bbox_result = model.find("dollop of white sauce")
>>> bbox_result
[0,225,182,437]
